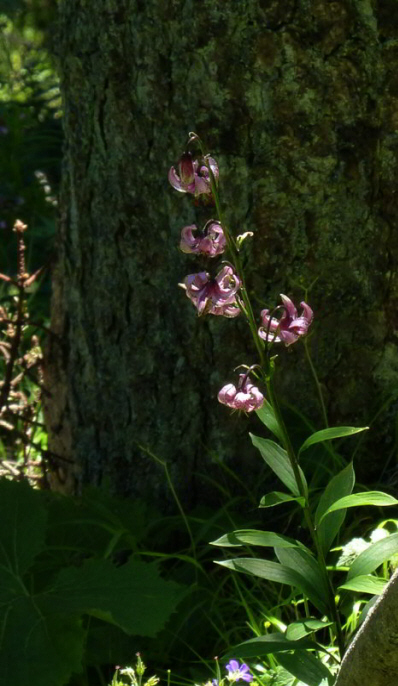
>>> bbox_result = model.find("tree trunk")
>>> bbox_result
[45,0,398,501]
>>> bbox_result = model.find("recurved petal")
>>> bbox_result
[280,293,298,319]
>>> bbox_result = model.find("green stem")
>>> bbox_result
[304,337,329,428]
[196,135,344,657]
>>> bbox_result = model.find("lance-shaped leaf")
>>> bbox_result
[347,533,398,580]
[259,491,306,509]
[315,462,355,555]
[211,529,302,549]
[224,633,323,659]
[275,547,331,616]
[277,651,334,686]
[250,435,308,497]
[285,619,333,641]
[339,575,387,595]
[216,558,328,614]
[255,399,284,442]
[298,426,368,456]
[318,491,398,524]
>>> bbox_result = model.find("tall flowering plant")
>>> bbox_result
[169,134,398,685]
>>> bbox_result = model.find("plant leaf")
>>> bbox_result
[41,556,186,636]
[298,426,368,455]
[250,435,308,497]
[275,547,331,616]
[216,557,328,614]
[224,633,322,659]
[347,533,398,580]
[0,478,47,575]
[339,575,387,595]
[318,492,398,524]
[259,492,306,509]
[315,462,355,555]
[285,619,333,641]
[211,529,302,548]
[256,400,284,441]
[277,651,334,686]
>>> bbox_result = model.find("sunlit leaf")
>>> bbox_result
[277,651,334,686]
[315,462,355,555]
[216,557,328,614]
[347,533,398,580]
[275,547,331,616]
[339,575,387,595]
[211,529,301,548]
[318,492,398,524]
[285,619,333,641]
[298,426,368,455]
[224,633,322,658]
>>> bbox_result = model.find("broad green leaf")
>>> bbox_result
[224,633,322,659]
[211,529,302,549]
[339,575,387,595]
[298,426,368,455]
[0,567,84,686]
[285,619,333,641]
[0,478,47,575]
[348,533,398,580]
[260,492,306,509]
[315,462,355,555]
[256,399,284,442]
[275,547,330,616]
[41,557,185,636]
[277,651,334,686]
[318,492,398,524]
[216,558,328,614]
[250,435,308,497]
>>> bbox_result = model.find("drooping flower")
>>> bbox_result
[218,374,264,413]
[182,266,240,317]
[169,152,219,196]
[180,221,226,257]
[258,294,313,346]
[225,660,253,683]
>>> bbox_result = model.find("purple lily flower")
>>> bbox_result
[225,660,253,683]
[258,294,313,346]
[169,152,219,196]
[182,266,240,317]
[218,375,264,413]
[180,221,226,257]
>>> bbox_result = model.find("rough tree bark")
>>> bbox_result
[45,0,398,501]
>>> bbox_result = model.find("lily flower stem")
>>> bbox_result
[197,137,344,656]
[266,372,344,657]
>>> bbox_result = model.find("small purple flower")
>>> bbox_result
[182,266,240,317]
[258,294,313,347]
[218,375,264,413]
[225,660,253,683]
[180,221,226,257]
[169,152,219,197]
